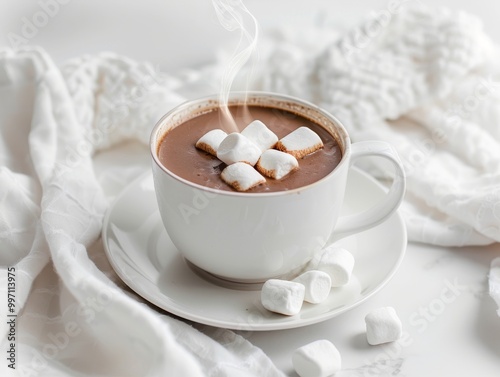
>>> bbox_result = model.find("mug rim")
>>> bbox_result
[150,91,351,197]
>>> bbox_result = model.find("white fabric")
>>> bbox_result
[250,4,500,247]
[1,3,500,376]
[489,257,500,316]
[0,48,284,376]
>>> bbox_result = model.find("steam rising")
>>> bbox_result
[212,0,259,131]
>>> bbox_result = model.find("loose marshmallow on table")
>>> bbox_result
[217,133,262,166]
[195,129,228,156]
[221,162,266,192]
[241,120,278,152]
[292,339,342,377]
[261,279,305,316]
[276,126,324,159]
[256,149,299,180]
[317,246,355,287]
[293,270,331,304]
[365,306,403,345]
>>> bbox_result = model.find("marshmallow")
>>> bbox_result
[195,129,228,156]
[292,339,342,377]
[365,307,403,345]
[276,126,324,159]
[261,279,305,316]
[217,133,262,166]
[317,246,355,287]
[256,149,299,180]
[221,162,266,192]
[293,270,331,304]
[241,120,278,152]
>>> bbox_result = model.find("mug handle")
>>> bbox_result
[329,140,406,243]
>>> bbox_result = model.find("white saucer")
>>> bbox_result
[102,168,407,331]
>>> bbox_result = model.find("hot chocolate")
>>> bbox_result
[157,104,342,193]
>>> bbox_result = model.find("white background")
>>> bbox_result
[1,0,500,71]
[1,1,500,376]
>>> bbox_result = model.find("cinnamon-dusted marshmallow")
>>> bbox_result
[220,162,266,192]
[276,126,324,159]
[195,129,228,156]
[241,120,278,152]
[217,133,262,166]
[256,149,299,179]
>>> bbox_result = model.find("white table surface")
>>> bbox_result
[2,1,500,376]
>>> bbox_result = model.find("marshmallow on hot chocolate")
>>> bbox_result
[221,162,266,192]
[217,133,262,166]
[241,120,278,152]
[293,270,331,304]
[261,279,305,316]
[292,339,342,377]
[365,307,403,345]
[317,246,355,287]
[256,149,299,180]
[195,129,228,156]
[276,126,324,159]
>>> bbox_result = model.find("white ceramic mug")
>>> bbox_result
[151,92,405,283]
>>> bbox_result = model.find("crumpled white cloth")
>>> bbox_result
[489,257,500,316]
[0,49,285,376]
[250,4,500,247]
[2,3,500,377]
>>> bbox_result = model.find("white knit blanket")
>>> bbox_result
[252,5,500,247]
[1,4,500,376]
